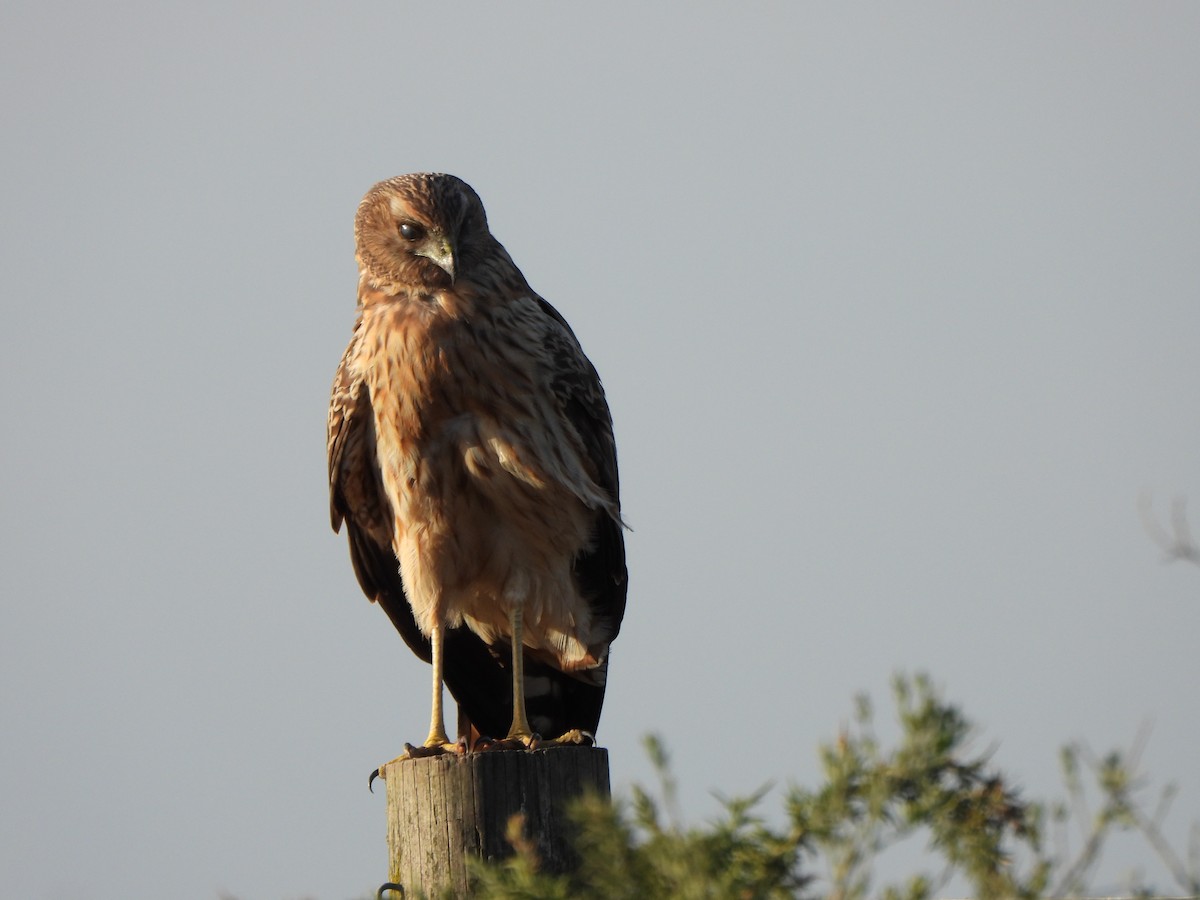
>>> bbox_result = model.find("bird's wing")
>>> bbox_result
[327,319,431,662]
[534,295,629,644]
[327,318,367,533]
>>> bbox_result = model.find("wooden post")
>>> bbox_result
[381,746,610,897]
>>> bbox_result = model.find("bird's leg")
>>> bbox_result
[370,621,459,784]
[424,619,452,747]
[504,605,537,746]
[459,605,595,758]
[387,618,463,764]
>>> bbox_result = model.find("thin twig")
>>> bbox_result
[1139,492,1200,567]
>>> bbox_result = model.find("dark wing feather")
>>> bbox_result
[533,295,630,733]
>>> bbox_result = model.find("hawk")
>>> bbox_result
[328,173,627,758]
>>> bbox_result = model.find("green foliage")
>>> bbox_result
[465,674,1198,899]
[787,673,1047,900]
[469,737,806,900]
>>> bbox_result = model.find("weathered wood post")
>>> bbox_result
[381,746,610,897]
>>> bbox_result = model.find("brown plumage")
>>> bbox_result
[328,173,627,751]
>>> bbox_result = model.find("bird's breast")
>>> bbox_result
[354,290,604,663]
[360,298,587,545]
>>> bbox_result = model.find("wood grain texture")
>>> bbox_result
[383,746,610,897]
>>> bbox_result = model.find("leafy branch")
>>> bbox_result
[463,674,1190,899]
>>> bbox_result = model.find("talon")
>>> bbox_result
[551,728,594,747]
[401,740,463,758]
[475,737,518,752]
[477,732,543,752]
[378,882,405,899]
[368,767,381,793]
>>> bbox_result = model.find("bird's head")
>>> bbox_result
[354,172,490,293]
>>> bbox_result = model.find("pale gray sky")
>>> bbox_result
[2,4,1198,899]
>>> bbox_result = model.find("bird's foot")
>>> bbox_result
[404,738,466,758]
[472,729,595,753]
[474,732,542,752]
[368,738,466,791]
[544,728,595,747]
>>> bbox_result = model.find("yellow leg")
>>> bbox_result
[470,606,587,754]
[370,619,461,782]
[505,606,534,742]
[424,620,451,748]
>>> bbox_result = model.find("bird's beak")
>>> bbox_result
[420,235,456,282]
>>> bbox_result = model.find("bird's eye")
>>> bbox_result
[398,222,424,241]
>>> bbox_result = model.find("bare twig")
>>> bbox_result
[1130,802,1200,896]
[1138,492,1200,567]
[1051,727,1199,897]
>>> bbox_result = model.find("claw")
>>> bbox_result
[377,882,405,899]
[475,732,543,752]
[550,728,595,747]
[370,738,466,792]
[472,734,500,751]
[401,738,467,758]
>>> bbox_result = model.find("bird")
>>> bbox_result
[328,173,627,760]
